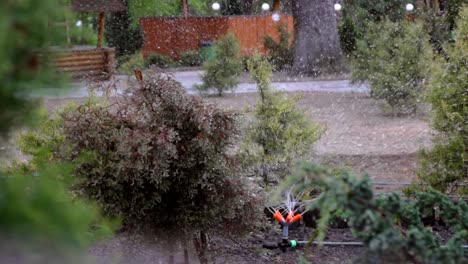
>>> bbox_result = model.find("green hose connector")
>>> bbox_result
[290,240,297,248]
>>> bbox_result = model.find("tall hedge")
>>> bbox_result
[418,6,467,194]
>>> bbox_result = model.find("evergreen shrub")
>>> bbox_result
[179,50,202,66]
[196,33,243,95]
[352,20,431,113]
[243,54,322,182]
[264,22,294,71]
[417,7,467,194]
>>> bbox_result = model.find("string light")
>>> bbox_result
[212,2,220,11]
[405,3,414,11]
[272,12,281,21]
[334,3,342,11]
[262,3,270,11]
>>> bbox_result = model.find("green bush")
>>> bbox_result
[145,52,176,68]
[105,0,143,57]
[447,0,465,30]
[339,0,406,58]
[179,50,202,66]
[343,0,406,37]
[338,9,358,56]
[243,54,322,182]
[283,163,468,263]
[117,52,145,74]
[417,6,467,194]
[352,20,431,113]
[422,11,452,56]
[70,21,98,46]
[263,22,294,71]
[196,33,243,96]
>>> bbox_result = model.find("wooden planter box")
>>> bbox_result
[49,46,115,81]
[140,15,294,60]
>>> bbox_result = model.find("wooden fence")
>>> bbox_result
[50,46,115,80]
[140,15,294,59]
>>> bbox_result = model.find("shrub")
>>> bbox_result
[40,71,263,262]
[422,10,452,57]
[417,7,467,194]
[447,0,465,29]
[351,20,431,113]
[117,52,145,75]
[339,0,406,58]
[338,9,358,56]
[243,54,322,182]
[344,0,406,36]
[179,50,202,66]
[263,22,294,71]
[105,0,143,57]
[144,52,176,68]
[196,33,243,96]
[283,163,468,263]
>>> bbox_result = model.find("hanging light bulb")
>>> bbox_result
[272,12,281,21]
[261,3,270,11]
[405,3,414,12]
[212,2,221,11]
[75,20,82,27]
[334,3,342,11]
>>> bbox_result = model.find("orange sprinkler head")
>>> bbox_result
[273,211,285,223]
[286,211,295,224]
[292,214,302,223]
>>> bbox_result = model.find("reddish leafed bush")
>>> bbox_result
[60,72,263,236]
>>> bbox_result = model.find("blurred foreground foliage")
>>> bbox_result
[0,0,115,255]
[0,0,65,135]
[283,163,468,264]
[417,6,467,194]
[1,161,115,248]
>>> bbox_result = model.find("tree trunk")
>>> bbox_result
[273,0,281,11]
[193,231,209,264]
[97,12,105,48]
[291,0,344,75]
[181,0,189,17]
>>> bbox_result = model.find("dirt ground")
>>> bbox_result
[207,92,432,186]
[42,91,431,186]
[36,91,433,263]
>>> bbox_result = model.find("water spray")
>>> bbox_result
[263,188,312,252]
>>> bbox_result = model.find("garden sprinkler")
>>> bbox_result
[272,209,302,252]
[264,190,310,252]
